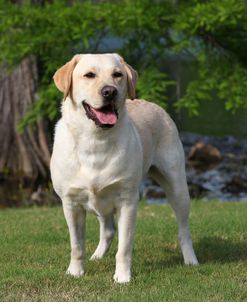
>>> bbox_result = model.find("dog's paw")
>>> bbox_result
[184,254,199,266]
[113,271,131,284]
[66,260,84,277]
[90,253,103,261]
[184,258,199,266]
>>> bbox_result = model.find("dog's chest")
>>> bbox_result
[52,121,142,215]
[67,178,121,216]
[65,145,128,215]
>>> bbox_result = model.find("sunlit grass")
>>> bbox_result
[0,201,246,302]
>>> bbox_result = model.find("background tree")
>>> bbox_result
[0,0,247,203]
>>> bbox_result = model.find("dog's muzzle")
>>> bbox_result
[82,101,118,129]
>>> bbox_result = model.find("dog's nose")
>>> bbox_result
[101,86,117,101]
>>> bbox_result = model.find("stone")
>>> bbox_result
[188,142,222,170]
[223,176,247,194]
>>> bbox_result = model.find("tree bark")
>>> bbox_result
[0,56,51,206]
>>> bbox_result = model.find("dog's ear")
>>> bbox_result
[124,62,138,100]
[53,55,81,100]
[115,54,138,100]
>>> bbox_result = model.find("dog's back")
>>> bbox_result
[126,99,182,175]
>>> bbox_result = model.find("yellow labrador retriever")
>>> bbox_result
[51,53,198,283]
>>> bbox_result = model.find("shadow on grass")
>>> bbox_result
[195,236,247,264]
[141,236,247,272]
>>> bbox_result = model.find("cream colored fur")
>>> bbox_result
[50,53,198,283]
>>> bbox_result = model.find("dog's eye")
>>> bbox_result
[112,72,123,78]
[84,72,96,78]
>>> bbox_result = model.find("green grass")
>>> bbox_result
[0,201,246,302]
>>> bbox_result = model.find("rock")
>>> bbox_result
[187,168,227,195]
[188,142,222,170]
[143,186,166,199]
[142,131,247,203]
[140,178,167,204]
[223,176,247,194]
[30,185,60,206]
[30,186,44,205]
[187,182,208,199]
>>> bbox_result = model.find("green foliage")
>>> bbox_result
[1,0,247,127]
[174,0,247,115]
[137,68,175,108]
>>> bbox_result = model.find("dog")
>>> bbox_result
[50,53,198,283]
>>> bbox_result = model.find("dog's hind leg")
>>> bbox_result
[90,214,115,260]
[150,140,198,265]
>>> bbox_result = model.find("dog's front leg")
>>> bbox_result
[114,201,138,283]
[63,200,86,277]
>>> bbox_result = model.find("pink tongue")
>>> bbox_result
[91,108,117,125]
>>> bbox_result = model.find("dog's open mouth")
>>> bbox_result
[82,101,118,128]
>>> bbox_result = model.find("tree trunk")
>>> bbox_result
[0,56,51,207]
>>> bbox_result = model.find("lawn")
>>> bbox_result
[0,201,246,302]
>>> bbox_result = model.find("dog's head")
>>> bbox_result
[53,53,138,129]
